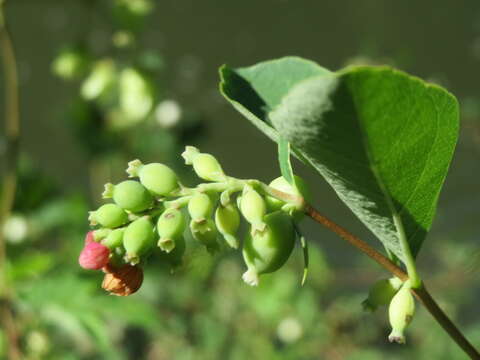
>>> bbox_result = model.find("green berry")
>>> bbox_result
[266,176,310,220]
[88,203,128,228]
[157,208,186,252]
[362,277,403,311]
[102,228,125,250]
[188,193,214,223]
[182,146,226,182]
[123,217,155,264]
[190,219,218,254]
[388,282,415,344]
[103,180,153,212]
[242,211,296,286]
[92,228,112,242]
[240,185,266,232]
[127,159,179,196]
[52,46,88,80]
[215,203,240,249]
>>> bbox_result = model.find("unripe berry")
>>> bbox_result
[388,283,415,344]
[102,264,144,296]
[157,208,186,252]
[266,176,310,215]
[242,211,296,286]
[102,228,125,250]
[182,146,226,182]
[240,185,266,232]
[188,193,214,223]
[156,235,186,269]
[127,159,179,196]
[123,217,155,264]
[52,46,88,80]
[79,242,110,270]
[103,180,153,213]
[215,203,240,249]
[362,277,402,311]
[190,219,218,254]
[92,228,112,242]
[88,203,128,228]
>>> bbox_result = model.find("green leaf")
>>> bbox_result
[278,137,295,187]
[220,57,459,261]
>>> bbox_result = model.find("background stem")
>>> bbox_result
[0,1,22,358]
[305,204,480,360]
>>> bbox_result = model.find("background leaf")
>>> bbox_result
[220,58,459,261]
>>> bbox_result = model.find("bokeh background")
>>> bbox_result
[1,0,480,359]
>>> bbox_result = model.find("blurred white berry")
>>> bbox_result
[155,100,182,128]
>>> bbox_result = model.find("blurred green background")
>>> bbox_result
[1,0,480,359]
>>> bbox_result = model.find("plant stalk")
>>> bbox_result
[304,204,480,360]
[0,1,22,358]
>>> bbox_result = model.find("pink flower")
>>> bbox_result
[79,241,110,270]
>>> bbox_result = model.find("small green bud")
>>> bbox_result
[123,217,156,264]
[103,180,153,213]
[127,159,179,196]
[88,203,128,228]
[102,228,125,250]
[240,185,266,232]
[182,146,226,182]
[362,277,403,311]
[157,208,186,252]
[215,203,240,249]
[242,211,296,286]
[188,193,214,223]
[190,219,218,254]
[388,282,415,344]
[92,228,112,242]
[81,59,115,100]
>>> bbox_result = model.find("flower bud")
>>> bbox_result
[102,264,143,296]
[388,283,415,344]
[188,193,214,223]
[157,208,186,252]
[81,59,115,100]
[240,185,266,232]
[103,180,153,213]
[79,241,110,270]
[190,219,218,254]
[102,228,125,250]
[215,203,240,249]
[88,203,128,228]
[242,211,295,286]
[182,146,226,182]
[362,277,402,311]
[123,217,155,264]
[127,159,179,196]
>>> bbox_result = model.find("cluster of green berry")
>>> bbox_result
[79,145,309,294]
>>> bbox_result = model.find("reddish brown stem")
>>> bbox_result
[304,204,480,360]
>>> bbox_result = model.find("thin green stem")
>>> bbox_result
[392,212,421,288]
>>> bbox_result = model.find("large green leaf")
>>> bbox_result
[220,57,459,261]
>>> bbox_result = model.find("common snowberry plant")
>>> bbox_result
[79,57,480,358]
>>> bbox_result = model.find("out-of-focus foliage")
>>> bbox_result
[2,0,480,359]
